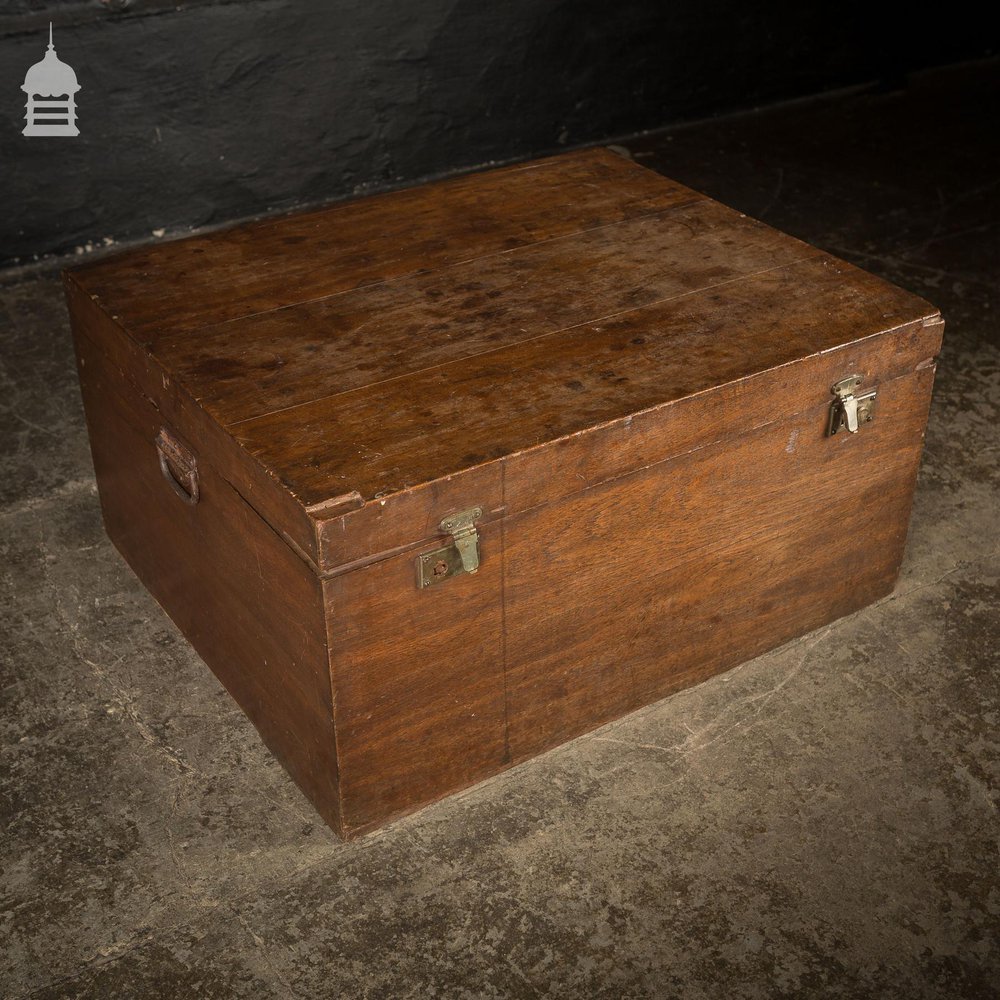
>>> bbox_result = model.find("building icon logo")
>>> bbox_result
[22,23,80,137]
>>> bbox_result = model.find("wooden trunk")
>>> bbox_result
[65,148,943,838]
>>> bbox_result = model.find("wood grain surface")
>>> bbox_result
[140,199,797,426]
[71,149,698,336]
[325,522,508,835]
[66,148,944,837]
[72,324,342,832]
[69,148,940,560]
[503,367,936,760]
[318,365,938,833]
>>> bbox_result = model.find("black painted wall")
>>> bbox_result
[1,0,996,267]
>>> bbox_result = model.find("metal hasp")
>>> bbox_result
[828,375,877,436]
[416,506,483,588]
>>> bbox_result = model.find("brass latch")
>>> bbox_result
[416,506,483,588]
[828,375,877,435]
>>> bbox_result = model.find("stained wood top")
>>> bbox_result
[68,147,941,522]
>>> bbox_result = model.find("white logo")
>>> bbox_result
[22,23,80,137]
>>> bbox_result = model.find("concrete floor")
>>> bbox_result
[2,59,998,1000]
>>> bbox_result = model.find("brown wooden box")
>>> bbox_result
[65,148,943,839]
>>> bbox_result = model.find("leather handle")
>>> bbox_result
[155,428,200,505]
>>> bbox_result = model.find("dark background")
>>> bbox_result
[1,0,997,267]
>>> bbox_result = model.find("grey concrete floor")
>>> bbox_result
[2,59,998,1000]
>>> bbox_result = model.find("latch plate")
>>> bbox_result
[416,506,483,588]
[828,375,877,436]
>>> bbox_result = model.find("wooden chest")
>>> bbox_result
[65,148,943,839]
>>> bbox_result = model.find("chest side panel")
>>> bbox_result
[63,277,327,567]
[318,357,938,835]
[71,316,342,832]
[502,365,937,760]
[324,521,507,837]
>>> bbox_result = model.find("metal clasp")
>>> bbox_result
[416,507,483,588]
[828,375,877,436]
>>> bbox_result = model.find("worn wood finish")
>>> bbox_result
[71,149,698,336]
[72,327,341,831]
[246,259,941,569]
[66,147,943,838]
[325,522,508,835]
[504,368,935,759]
[63,281,326,569]
[141,199,800,426]
[315,366,936,834]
